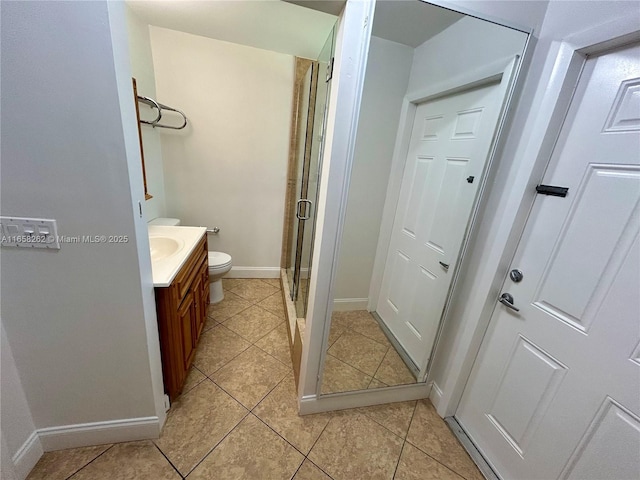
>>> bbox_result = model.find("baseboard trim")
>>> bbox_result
[227,267,280,279]
[12,431,43,480]
[38,416,160,452]
[429,381,444,410]
[332,298,369,311]
[299,382,431,415]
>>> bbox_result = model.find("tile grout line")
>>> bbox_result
[324,351,377,382]
[178,409,252,478]
[252,342,295,371]
[249,374,292,416]
[63,444,115,480]
[369,345,391,383]
[208,302,253,325]
[391,401,419,479]
[250,320,295,369]
[205,376,252,409]
[209,290,292,372]
[151,440,186,479]
[405,434,475,480]
[194,321,254,377]
[249,412,309,459]
[354,402,417,443]
[203,338,290,382]
[392,441,408,480]
[306,457,336,480]
[327,319,415,388]
[404,399,477,480]
[304,417,335,479]
[196,342,251,379]
[329,314,417,382]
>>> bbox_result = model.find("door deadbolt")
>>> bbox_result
[509,269,523,283]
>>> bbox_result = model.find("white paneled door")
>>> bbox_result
[376,76,509,368]
[457,44,640,479]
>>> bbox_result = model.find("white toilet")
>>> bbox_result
[148,217,232,304]
[207,251,232,304]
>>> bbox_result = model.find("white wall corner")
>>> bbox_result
[107,0,168,427]
[11,432,43,480]
[1,319,41,480]
[428,381,443,411]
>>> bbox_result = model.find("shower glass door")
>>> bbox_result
[288,26,335,318]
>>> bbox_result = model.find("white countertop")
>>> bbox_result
[148,225,207,287]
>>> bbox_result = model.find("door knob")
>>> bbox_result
[499,292,520,312]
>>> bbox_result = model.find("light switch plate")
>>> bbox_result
[0,216,60,249]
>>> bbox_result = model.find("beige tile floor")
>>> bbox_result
[322,311,417,394]
[27,279,482,480]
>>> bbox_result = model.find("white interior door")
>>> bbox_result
[376,77,508,367]
[457,43,640,480]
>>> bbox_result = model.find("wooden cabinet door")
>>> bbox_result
[178,290,195,371]
[192,273,204,342]
[201,260,210,311]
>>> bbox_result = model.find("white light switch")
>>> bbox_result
[0,216,60,249]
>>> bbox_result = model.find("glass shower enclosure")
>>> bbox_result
[286,27,335,318]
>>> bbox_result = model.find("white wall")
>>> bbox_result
[1,319,42,479]
[333,36,413,302]
[406,15,529,95]
[149,27,294,273]
[0,0,163,456]
[126,7,167,221]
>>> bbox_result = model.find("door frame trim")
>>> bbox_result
[441,18,640,420]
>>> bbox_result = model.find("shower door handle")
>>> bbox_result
[296,199,312,220]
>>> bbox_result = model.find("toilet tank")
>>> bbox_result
[148,217,181,226]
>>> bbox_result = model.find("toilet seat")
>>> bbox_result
[208,251,232,269]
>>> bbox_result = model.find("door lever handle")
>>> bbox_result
[499,293,520,312]
[439,261,449,270]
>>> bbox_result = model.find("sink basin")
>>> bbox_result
[149,236,184,262]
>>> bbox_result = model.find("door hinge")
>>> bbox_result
[138,201,143,218]
[326,57,334,83]
[163,394,171,412]
[535,184,569,197]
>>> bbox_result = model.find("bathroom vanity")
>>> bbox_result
[150,226,209,400]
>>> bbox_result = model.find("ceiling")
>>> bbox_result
[288,0,465,48]
[126,1,466,60]
[284,0,345,16]
[125,0,338,59]
[372,1,464,48]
